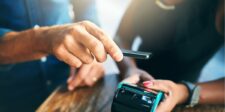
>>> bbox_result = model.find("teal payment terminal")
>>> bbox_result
[111,83,164,112]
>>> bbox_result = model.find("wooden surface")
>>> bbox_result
[37,74,225,112]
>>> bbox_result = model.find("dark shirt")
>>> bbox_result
[125,0,223,82]
[0,0,71,111]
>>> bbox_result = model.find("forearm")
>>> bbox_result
[1,21,124,68]
[0,28,47,64]
[197,78,225,104]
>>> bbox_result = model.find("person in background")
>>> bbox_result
[0,0,123,112]
[116,0,224,111]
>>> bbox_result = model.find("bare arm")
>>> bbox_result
[0,21,123,66]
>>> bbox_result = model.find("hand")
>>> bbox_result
[36,21,123,67]
[122,68,154,84]
[67,60,105,91]
[143,80,189,112]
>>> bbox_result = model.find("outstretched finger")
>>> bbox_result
[82,21,123,62]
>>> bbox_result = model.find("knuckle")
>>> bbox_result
[91,44,101,52]
[89,39,98,48]
[90,40,103,52]
[63,35,74,44]
[166,80,175,86]
[53,46,63,56]
[69,24,83,34]
[167,85,173,90]
[67,27,75,33]
[96,29,106,37]
[80,20,91,26]
[64,34,71,39]
[98,33,108,43]
[70,25,81,33]
[82,56,94,64]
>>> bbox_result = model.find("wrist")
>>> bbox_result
[177,84,189,104]
[180,81,201,107]
[32,27,51,55]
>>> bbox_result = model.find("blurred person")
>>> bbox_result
[0,0,123,111]
[116,0,224,111]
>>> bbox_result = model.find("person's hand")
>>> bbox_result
[36,21,123,67]
[67,59,105,91]
[121,68,154,84]
[143,80,189,112]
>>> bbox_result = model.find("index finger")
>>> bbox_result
[82,21,123,62]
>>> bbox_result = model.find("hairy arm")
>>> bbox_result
[0,28,47,64]
[0,22,123,67]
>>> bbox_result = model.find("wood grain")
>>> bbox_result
[37,74,224,112]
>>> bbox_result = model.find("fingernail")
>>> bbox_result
[114,51,123,62]
[118,50,123,61]
[67,77,73,83]
[143,81,153,87]
[68,86,74,91]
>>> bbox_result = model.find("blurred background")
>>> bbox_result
[90,0,224,82]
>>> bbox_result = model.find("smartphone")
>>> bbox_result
[111,83,164,112]
[121,49,153,60]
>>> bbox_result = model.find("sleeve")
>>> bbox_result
[0,27,14,71]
